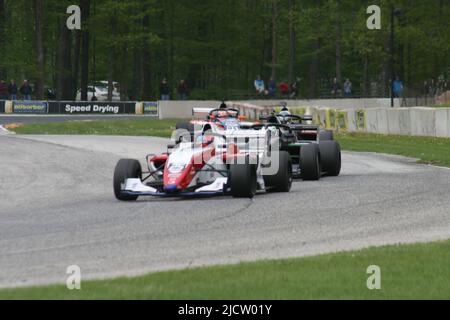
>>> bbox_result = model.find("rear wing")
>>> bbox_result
[259,114,313,122]
[290,124,320,131]
[192,108,214,117]
[192,103,278,120]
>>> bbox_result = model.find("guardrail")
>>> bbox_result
[0,98,411,117]
[286,106,450,138]
[1,99,448,138]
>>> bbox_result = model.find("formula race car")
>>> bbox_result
[173,103,258,143]
[257,110,341,180]
[114,122,293,200]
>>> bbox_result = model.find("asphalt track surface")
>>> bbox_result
[1,134,450,288]
[0,115,147,125]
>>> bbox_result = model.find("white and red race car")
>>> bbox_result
[173,106,258,143]
[114,108,292,200]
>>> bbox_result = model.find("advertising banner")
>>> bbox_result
[143,102,159,116]
[123,102,137,114]
[337,111,349,132]
[356,109,366,131]
[13,101,48,114]
[323,108,337,130]
[48,102,61,114]
[61,102,125,114]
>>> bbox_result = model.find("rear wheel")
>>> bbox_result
[175,122,195,143]
[229,158,257,198]
[319,141,341,177]
[114,159,142,201]
[319,130,334,141]
[300,144,321,181]
[263,151,293,192]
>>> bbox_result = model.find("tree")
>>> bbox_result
[56,2,74,101]
[334,0,342,84]
[0,0,448,101]
[0,0,6,78]
[271,0,278,80]
[288,0,296,84]
[80,0,90,101]
[34,0,45,99]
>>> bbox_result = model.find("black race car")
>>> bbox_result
[256,112,341,181]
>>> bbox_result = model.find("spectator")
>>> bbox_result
[424,80,429,96]
[46,87,56,100]
[429,78,437,97]
[279,81,289,97]
[177,79,189,100]
[254,75,265,96]
[343,79,353,97]
[267,77,277,98]
[392,77,403,98]
[8,80,18,100]
[290,77,300,99]
[331,77,341,97]
[20,80,32,100]
[160,78,171,101]
[0,80,8,100]
[438,75,445,95]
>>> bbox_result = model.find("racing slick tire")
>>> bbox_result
[175,122,195,143]
[300,144,321,181]
[319,141,342,177]
[229,158,257,199]
[263,151,293,192]
[114,159,142,201]
[319,130,334,141]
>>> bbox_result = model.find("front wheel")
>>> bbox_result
[114,159,142,201]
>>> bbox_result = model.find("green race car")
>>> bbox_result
[255,112,341,181]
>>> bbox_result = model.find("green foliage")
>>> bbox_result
[0,0,449,100]
[337,132,450,167]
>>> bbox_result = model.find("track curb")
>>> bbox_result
[0,125,15,135]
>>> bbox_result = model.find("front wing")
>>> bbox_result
[121,178,229,198]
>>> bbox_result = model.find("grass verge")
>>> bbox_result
[336,132,450,167]
[433,104,450,108]
[10,119,179,138]
[1,240,449,300]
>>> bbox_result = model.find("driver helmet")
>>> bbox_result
[279,106,291,124]
[279,106,291,117]
[217,110,229,119]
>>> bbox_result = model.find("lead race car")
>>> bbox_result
[113,107,293,200]
[174,103,258,142]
